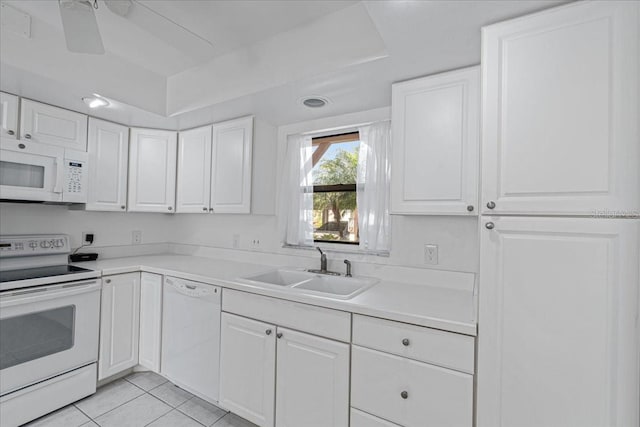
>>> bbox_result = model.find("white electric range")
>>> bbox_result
[0,235,101,427]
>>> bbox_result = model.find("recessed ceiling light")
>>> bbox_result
[82,95,109,109]
[302,96,329,108]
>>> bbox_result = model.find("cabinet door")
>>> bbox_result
[275,327,349,427]
[99,273,141,380]
[86,118,129,211]
[477,217,640,427]
[128,128,177,213]
[176,125,212,213]
[0,92,18,139]
[391,66,479,215]
[219,312,275,427]
[138,272,162,372]
[481,1,639,215]
[211,116,253,214]
[20,99,88,150]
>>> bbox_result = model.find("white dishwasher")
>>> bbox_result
[161,276,221,403]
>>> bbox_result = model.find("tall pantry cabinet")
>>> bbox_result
[476,2,640,427]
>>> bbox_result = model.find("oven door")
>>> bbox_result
[0,138,64,202]
[0,280,101,395]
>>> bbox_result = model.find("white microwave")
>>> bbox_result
[0,137,88,203]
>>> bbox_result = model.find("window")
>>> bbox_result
[311,132,360,244]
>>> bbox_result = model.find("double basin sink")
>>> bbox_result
[239,268,378,300]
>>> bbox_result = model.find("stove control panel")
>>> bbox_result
[0,235,70,258]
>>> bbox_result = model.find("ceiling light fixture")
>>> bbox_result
[82,95,109,109]
[302,96,329,108]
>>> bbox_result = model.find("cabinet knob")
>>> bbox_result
[24,133,32,139]
[402,338,410,347]
[7,130,15,135]
[485,222,495,230]
[400,391,408,399]
[18,143,26,149]
[276,332,283,339]
[202,207,208,211]
[466,205,474,212]
[105,279,111,284]
[486,201,496,209]
[121,205,125,210]
[209,208,214,212]
[168,206,173,211]
[265,329,272,335]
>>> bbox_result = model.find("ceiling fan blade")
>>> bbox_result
[59,0,105,54]
[104,0,133,17]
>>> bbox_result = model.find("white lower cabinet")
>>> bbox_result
[219,313,276,427]
[138,272,162,372]
[98,273,141,380]
[351,409,401,427]
[275,327,349,427]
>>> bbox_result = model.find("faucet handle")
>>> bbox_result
[344,259,352,277]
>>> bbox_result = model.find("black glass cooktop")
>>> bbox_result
[0,265,93,283]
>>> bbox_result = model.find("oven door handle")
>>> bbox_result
[0,280,101,307]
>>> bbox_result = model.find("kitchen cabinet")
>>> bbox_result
[220,290,351,427]
[86,118,129,211]
[219,313,276,427]
[0,91,18,139]
[481,1,639,215]
[176,125,212,213]
[351,409,401,427]
[275,327,349,427]
[476,217,640,427]
[98,273,141,380]
[211,116,253,213]
[391,66,479,215]
[19,99,88,150]
[128,128,177,213]
[138,272,162,373]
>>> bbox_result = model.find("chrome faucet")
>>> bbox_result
[316,247,327,272]
[344,259,352,277]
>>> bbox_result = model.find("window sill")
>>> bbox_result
[283,243,390,257]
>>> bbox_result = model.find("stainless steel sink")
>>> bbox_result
[240,268,377,300]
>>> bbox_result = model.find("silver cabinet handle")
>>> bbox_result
[402,338,410,346]
[121,205,125,210]
[401,391,408,399]
[265,329,272,335]
[276,332,283,339]
[202,207,208,211]
[24,133,32,139]
[7,130,15,135]
[467,205,474,212]
[185,284,196,290]
[168,206,172,211]
[486,201,496,209]
[18,143,26,149]
[485,222,495,230]
[105,279,111,283]
[209,208,214,212]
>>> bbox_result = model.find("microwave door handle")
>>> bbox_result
[53,154,63,194]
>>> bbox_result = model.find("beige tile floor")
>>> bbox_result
[24,372,258,427]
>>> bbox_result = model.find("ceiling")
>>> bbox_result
[0,0,567,129]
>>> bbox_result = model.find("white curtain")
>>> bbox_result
[279,133,314,246]
[357,121,391,252]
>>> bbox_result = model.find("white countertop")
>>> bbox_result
[76,254,477,336]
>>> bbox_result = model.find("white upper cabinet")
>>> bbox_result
[481,1,639,215]
[211,116,253,214]
[391,66,479,215]
[477,217,639,427]
[176,125,212,213]
[0,92,18,139]
[86,118,129,211]
[128,128,177,213]
[20,99,88,150]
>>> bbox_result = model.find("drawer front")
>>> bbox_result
[222,289,351,342]
[351,346,473,427]
[351,409,401,427]
[353,314,474,373]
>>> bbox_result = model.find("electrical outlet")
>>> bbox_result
[82,232,94,245]
[424,244,438,265]
[251,236,260,249]
[132,230,142,245]
[232,234,240,249]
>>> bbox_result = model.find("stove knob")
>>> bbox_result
[29,241,38,249]
[40,241,51,248]
[54,239,64,248]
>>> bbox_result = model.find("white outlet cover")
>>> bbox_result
[424,244,438,265]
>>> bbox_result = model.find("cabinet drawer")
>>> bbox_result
[351,409,401,427]
[222,289,351,342]
[351,346,473,427]
[353,314,474,373]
